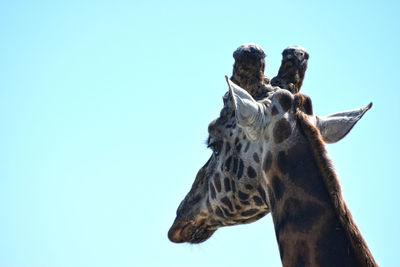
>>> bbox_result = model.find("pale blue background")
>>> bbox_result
[1,1,399,266]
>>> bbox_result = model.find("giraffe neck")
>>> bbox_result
[266,109,377,267]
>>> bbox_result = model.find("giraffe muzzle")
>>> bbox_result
[168,219,216,244]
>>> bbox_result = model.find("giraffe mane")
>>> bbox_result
[294,94,377,267]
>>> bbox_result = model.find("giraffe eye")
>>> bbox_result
[208,141,222,156]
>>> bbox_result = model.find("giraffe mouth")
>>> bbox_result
[168,220,216,244]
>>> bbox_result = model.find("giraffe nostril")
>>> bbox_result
[168,220,196,243]
[168,222,185,243]
[168,229,182,243]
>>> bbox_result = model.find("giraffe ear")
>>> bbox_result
[225,76,267,141]
[317,103,373,144]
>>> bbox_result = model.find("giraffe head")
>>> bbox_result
[168,77,372,244]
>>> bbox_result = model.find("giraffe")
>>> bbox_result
[168,77,376,266]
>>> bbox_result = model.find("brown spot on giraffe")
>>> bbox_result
[214,173,221,192]
[210,183,217,199]
[279,93,292,112]
[247,166,257,178]
[224,156,232,172]
[223,177,231,192]
[224,142,231,155]
[303,95,313,115]
[238,191,249,200]
[274,197,324,236]
[252,195,264,206]
[277,151,288,175]
[273,118,292,144]
[263,151,272,173]
[257,185,268,206]
[271,175,285,201]
[244,141,250,153]
[271,105,279,115]
[245,184,253,190]
[252,152,260,163]
[267,184,275,211]
[237,159,244,179]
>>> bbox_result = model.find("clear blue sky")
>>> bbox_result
[1,1,399,266]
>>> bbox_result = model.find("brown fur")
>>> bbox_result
[271,47,308,93]
[231,56,273,100]
[271,63,305,93]
[294,94,377,267]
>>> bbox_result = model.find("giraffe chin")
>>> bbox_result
[168,220,216,244]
